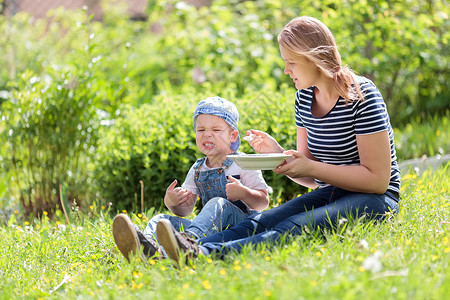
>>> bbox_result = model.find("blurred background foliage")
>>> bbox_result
[0,0,448,216]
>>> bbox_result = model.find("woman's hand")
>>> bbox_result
[245,129,284,154]
[273,150,311,178]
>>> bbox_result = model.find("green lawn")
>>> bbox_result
[0,164,449,299]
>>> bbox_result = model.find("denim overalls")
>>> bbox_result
[144,157,257,239]
[193,156,251,214]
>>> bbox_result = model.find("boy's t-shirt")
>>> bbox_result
[182,161,271,196]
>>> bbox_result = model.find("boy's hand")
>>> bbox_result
[226,176,245,201]
[164,180,193,207]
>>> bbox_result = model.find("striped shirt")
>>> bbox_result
[294,76,401,195]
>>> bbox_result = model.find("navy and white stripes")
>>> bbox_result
[294,77,401,194]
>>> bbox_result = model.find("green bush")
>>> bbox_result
[94,87,305,211]
[0,68,99,216]
[94,94,198,211]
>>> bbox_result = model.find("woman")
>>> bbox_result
[155,16,401,263]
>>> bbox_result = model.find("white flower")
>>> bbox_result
[359,239,369,250]
[363,251,384,273]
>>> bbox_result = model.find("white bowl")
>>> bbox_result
[227,153,293,170]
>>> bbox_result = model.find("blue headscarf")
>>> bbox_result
[193,96,240,151]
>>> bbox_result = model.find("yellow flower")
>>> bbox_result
[122,210,127,213]
[160,266,166,271]
[90,205,94,210]
[311,280,318,287]
[245,263,252,269]
[233,265,242,271]
[265,256,271,261]
[202,280,212,290]
[444,247,450,254]
[316,252,322,257]
[264,291,272,297]
[436,130,440,136]
[219,269,226,275]
[101,206,105,209]
[24,221,30,226]
[207,258,213,264]
[149,259,156,265]
[43,211,48,216]
[359,266,365,272]
[132,282,143,289]
[432,255,438,260]
[138,213,143,218]
[182,283,189,289]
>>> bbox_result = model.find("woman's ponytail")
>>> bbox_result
[332,66,364,103]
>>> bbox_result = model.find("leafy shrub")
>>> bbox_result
[0,68,99,216]
[94,94,197,211]
[94,86,306,211]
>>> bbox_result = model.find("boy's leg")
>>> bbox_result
[143,213,193,239]
[185,197,247,238]
[113,214,151,262]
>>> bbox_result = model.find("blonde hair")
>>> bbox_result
[277,16,363,102]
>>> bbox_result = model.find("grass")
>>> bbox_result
[0,164,449,299]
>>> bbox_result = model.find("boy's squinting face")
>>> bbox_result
[195,114,238,159]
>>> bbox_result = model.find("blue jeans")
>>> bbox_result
[197,186,399,257]
[143,197,251,239]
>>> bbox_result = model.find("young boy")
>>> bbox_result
[112,96,271,262]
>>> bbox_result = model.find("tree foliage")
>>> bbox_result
[0,0,448,213]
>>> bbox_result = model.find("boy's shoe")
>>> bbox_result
[112,213,161,262]
[156,219,199,265]
[136,229,163,259]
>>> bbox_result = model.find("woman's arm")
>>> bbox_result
[286,127,319,189]
[276,129,391,194]
[245,127,318,189]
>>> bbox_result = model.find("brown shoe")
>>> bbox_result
[156,219,199,265]
[136,229,163,259]
[112,213,162,262]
